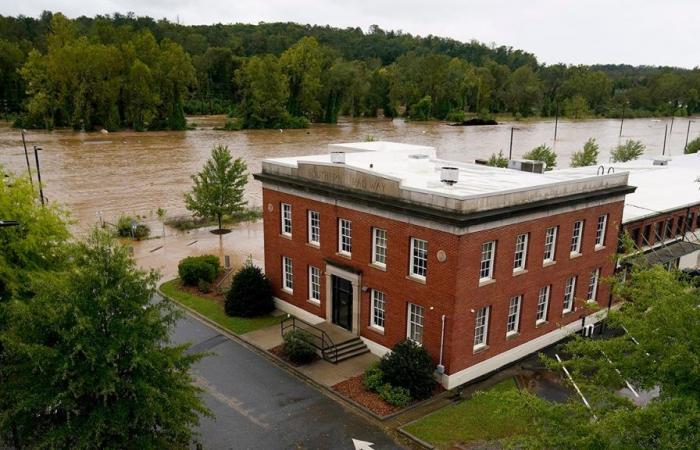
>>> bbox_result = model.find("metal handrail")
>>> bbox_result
[280,316,338,362]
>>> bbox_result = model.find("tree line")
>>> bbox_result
[1,11,700,130]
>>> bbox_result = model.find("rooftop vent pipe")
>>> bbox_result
[330,151,345,164]
[440,166,459,186]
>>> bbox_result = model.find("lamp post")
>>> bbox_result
[33,146,45,206]
[662,124,668,156]
[685,120,694,152]
[509,127,519,160]
[619,102,628,137]
[554,100,560,142]
[20,129,33,188]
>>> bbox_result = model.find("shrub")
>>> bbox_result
[377,384,412,407]
[523,144,557,170]
[177,255,220,286]
[487,151,509,168]
[409,95,432,120]
[116,215,150,239]
[197,279,212,294]
[446,109,466,122]
[282,329,317,364]
[570,138,600,167]
[611,139,645,162]
[685,136,700,154]
[225,265,274,317]
[363,363,384,392]
[379,339,436,399]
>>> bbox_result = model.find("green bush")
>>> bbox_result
[282,329,317,364]
[380,339,436,399]
[523,144,557,170]
[177,255,220,286]
[487,151,509,168]
[570,138,600,167]
[409,95,432,120]
[685,136,700,154]
[225,265,274,317]
[446,109,466,122]
[197,279,212,294]
[611,139,645,162]
[363,363,384,392]
[377,383,412,407]
[116,215,150,240]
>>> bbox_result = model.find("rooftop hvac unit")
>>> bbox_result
[330,151,345,164]
[440,166,459,186]
[507,159,546,174]
[652,157,670,166]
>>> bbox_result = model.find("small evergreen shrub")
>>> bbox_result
[363,363,384,392]
[225,265,274,317]
[177,255,220,286]
[379,339,436,399]
[282,329,317,364]
[377,384,411,407]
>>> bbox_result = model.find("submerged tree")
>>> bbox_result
[570,138,600,167]
[0,230,210,448]
[611,139,645,163]
[486,151,509,168]
[184,145,248,232]
[523,144,557,170]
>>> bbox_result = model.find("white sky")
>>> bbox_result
[2,0,698,68]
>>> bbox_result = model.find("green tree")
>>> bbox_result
[184,145,248,232]
[611,139,645,162]
[570,138,600,167]
[154,39,197,130]
[685,136,700,154]
[280,36,323,120]
[487,151,509,168]
[0,230,209,448]
[523,144,557,170]
[506,65,542,117]
[236,54,291,129]
[563,94,591,119]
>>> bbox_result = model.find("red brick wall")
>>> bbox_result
[262,185,625,376]
[622,205,700,247]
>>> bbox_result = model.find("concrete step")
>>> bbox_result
[323,337,369,363]
[334,347,370,363]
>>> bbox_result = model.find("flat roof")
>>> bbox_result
[554,153,700,223]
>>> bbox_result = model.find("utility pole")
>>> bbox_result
[554,101,560,142]
[662,124,668,156]
[685,120,694,152]
[619,102,627,137]
[20,129,33,187]
[33,146,45,206]
[509,127,515,160]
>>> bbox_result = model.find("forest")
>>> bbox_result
[1,11,699,131]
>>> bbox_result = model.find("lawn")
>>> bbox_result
[403,378,530,449]
[160,279,282,335]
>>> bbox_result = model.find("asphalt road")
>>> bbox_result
[167,297,402,450]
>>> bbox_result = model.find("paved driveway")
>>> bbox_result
[167,298,402,450]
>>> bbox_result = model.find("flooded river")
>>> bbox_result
[0,115,694,278]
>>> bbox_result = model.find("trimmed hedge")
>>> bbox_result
[380,339,436,399]
[177,255,220,286]
[225,265,274,317]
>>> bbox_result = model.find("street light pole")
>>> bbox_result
[619,102,627,137]
[685,120,694,152]
[554,100,559,142]
[20,129,33,188]
[509,127,515,160]
[662,124,668,156]
[33,146,45,206]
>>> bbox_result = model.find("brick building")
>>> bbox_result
[254,142,637,389]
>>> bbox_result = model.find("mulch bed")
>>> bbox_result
[176,275,229,304]
[332,375,444,417]
[268,344,320,367]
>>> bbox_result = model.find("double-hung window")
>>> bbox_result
[407,303,424,344]
[372,228,387,267]
[338,218,352,255]
[410,238,428,279]
[308,266,321,303]
[587,268,600,302]
[281,203,292,236]
[370,290,386,330]
[480,241,496,281]
[536,285,550,324]
[570,220,584,254]
[308,210,320,245]
[513,233,528,271]
[474,306,490,350]
[506,296,521,336]
[543,227,557,263]
[563,276,576,313]
[282,256,293,292]
[595,214,608,248]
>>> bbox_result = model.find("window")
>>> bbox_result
[570,220,584,254]
[338,218,352,255]
[308,266,320,303]
[407,303,424,344]
[370,290,386,330]
[410,238,428,279]
[281,203,292,236]
[631,227,640,246]
[506,296,522,336]
[688,212,695,231]
[282,256,293,292]
[653,222,662,242]
[563,276,577,313]
[587,268,600,302]
[664,219,674,239]
[642,224,651,245]
[675,216,684,237]
[480,241,496,280]
[513,233,528,271]
[308,210,320,245]
[543,227,557,262]
[536,285,550,324]
[372,228,387,266]
[474,306,490,349]
[595,214,608,247]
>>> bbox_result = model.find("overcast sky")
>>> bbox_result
[2,0,698,68]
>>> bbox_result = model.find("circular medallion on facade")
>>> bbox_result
[436,250,447,262]
[267,203,273,212]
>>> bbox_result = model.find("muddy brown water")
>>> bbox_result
[0,115,694,277]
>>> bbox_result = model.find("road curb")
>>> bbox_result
[397,427,435,450]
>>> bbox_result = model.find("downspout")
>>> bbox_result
[437,314,446,374]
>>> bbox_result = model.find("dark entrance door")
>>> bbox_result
[331,275,353,331]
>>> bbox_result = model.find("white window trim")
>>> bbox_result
[587,268,600,302]
[506,296,521,337]
[308,210,320,246]
[281,203,292,236]
[282,256,293,293]
[479,241,496,282]
[406,303,424,345]
[370,289,385,331]
[536,285,550,324]
[473,306,490,350]
[338,218,352,256]
[513,233,528,272]
[371,227,387,267]
[570,220,584,255]
[308,266,320,303]
[409,237,428,280]
[595,214,608,248]
[544,226,557,263]
[563,276,576,313]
